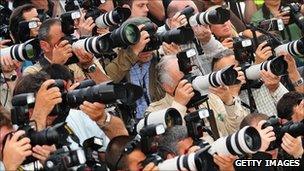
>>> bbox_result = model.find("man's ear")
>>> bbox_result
[40,40,51,53]
[122,4,131,9]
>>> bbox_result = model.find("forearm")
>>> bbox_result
[148,0,165,21]
[99,116,128,140]
[85,68,110,84]
[244,0,258,23]
[105,48,138,83]
[289,68,304,93]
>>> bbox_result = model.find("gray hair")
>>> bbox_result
[38,18,61,42]
[156,55,177,87]
[158,125,189,155]
[211,48,235,71]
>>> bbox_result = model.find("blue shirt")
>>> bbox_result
[129,61,151,119]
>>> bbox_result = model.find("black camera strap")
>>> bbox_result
[193,38,204,56]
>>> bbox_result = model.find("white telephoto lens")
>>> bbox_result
[0,46,12,59]
[136,108,177,133]
[72,39,86,51]
[192,74,210,93]
[208,136,230,155]
[245,63,262,80]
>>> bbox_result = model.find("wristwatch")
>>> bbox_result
[292,77,304,87]
[83,63,97,73]
[3,74,17,82]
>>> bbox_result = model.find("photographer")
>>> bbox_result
[22,18,109,83]
[106,17,165,119]
[211,49,289,116]
[147,54,248,137]
[106,135,158,171]
[14,66,128,147]
[158,0,226,75]
[251,0,302,42]
[157,125,200,159]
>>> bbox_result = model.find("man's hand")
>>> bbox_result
[162,42,181,55]
[142,162,159,171]
[192,25,212,44]
[52,40,73,64]
[260,70,280,93]
[32,145,56,164]
[130,25,150,56]
[281,133,304,158]
[80,101,106,122]
[3,130,32,170]
[169,12,188,29]
[0,39,14,66]
[255,42,273,64]
[229,67,246,97]
[174,80,195,106]
[209,86,234,106]
[76,14,96,37]
[213,154,237,171]
[257,120,276,152]
[32,80,62,130]
[74,48,94,68]
[277,11,290,25]
[221,38,234,49]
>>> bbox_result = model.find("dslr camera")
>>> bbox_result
[281,3,304,31]
[142,22,195,52]
[45,136,107,171]
[262,117,304,150]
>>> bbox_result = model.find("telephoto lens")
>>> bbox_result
[245,55,288,80]
[188,6,230,27]
[156,126,261,171]
[180,5,195,19]
[28,122,69,146]
[158,26,194,44]
[275,37,304,58]
[0,38,42,62]
[63,82,143,108]
[208,126,262,156]
[72,23,140,54]
[136,108,183,133]
[95,7,131,28]
[192,65,239,92]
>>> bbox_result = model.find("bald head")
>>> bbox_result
[167,0,199,18]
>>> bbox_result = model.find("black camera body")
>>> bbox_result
[262,117,304,150]
[142,23,195,52]
[45,137,107,171]
[281,3,304,31]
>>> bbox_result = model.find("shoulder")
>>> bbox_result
[251,8,264,23]
[23,63,42,75]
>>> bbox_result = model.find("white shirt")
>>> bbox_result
[66,109,110,151]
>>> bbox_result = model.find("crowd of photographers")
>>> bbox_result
[0,0,304,170]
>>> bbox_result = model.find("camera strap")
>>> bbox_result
[193,38,204,56]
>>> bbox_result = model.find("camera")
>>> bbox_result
[245,55,288,80]
[275,37,304,58]
[157,126,261,171]
[45,136,107,171]
[182,6,230,27]
[177,48,197,75]
[258,18,285,31]
[124,124,166,154]
[61,10,82,35]
[62,82,143,108]
[262,117,304,150]
[136,108,183,133]
[281,3,304,31]
[143,23,195,52]
[18,20,40,42]
[184,108,210,146]
[95,7,131,28]
[0,38,42,62]
[72,23,140,54]
[192,65,239,93]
